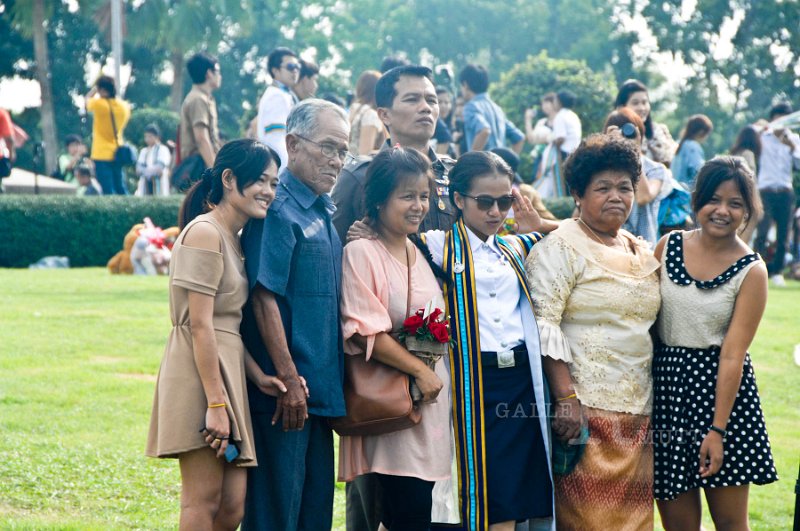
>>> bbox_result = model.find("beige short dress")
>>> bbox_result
[146,214,256,466]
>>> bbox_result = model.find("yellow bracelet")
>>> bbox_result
[556,393,577,402]
[207,403,226,409]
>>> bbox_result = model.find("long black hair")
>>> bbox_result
[676,114,713,155]
[730,125,762,161]
[614,79,653,139]
[179,139,279,229]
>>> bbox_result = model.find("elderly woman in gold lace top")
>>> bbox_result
[525,134,661,531]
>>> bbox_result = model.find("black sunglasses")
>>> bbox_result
[284,63,301,72]
[461,193,514,211]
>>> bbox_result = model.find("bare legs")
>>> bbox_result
[178,447,247,531]
[705,485,750,531]
[657,485,750,531]
[657,489,702,530]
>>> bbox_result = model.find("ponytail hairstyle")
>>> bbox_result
[408,233,449,285]
[179,138,280,229]
[448,151,514,216]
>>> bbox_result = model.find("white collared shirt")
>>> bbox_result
[758,129,800,190]
[257,82,296,168]
[552,108,582,154]
[426,227,525,352]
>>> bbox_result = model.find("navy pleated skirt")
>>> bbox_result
[482,348,553,524]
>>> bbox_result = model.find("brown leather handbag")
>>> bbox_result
[329,244,421,436]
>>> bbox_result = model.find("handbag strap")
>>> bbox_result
[106,99,120,147]
[405,241,412,318]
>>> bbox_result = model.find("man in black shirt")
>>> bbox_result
[331,65,457,242]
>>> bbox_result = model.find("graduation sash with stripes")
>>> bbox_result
[442,219,540,530]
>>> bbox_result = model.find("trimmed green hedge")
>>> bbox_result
[0,195,575,268]
[0,196,183,268]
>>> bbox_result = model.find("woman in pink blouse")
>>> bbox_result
[339,147,452,531]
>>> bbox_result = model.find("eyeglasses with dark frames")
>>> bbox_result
[461,193,515,211]
[294,134,352,162]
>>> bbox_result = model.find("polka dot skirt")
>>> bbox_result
[652,345,778,500]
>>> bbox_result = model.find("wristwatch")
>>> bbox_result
[708,425,727,437]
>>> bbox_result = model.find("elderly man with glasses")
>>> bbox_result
[258,47,302,168]
[241,99,351,530]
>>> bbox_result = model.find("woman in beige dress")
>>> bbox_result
[147,139,288,530]
[526,134,661,530]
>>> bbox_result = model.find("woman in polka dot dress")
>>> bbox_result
[652,156,778,529]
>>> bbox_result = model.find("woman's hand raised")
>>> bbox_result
[513,188,543,234]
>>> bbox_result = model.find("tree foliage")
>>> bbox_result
[322,0,637,83]
[125,108,180,148]
[2,0,800,173]
[642,0,800,155]
[3,0,108,171]
[491,52,616,178]
[493,51,616,136]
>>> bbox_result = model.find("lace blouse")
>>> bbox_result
[525,219,661,415]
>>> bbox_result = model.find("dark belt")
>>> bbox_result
[480,344,528,367]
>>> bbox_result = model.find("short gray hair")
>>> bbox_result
[286,98,347,138]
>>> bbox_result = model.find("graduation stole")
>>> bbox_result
[442,218,540,530]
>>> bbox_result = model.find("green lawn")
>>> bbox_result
[0,268,796,529]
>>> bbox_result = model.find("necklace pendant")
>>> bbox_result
[453,261,465,274]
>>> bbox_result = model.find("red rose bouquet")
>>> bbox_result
[399,303,452,403]
[400,307,452,345]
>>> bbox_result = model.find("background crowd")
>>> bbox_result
[5,41,796,284]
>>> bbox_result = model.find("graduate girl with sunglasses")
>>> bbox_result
[354,150,558,530]
[425,151,558,531]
